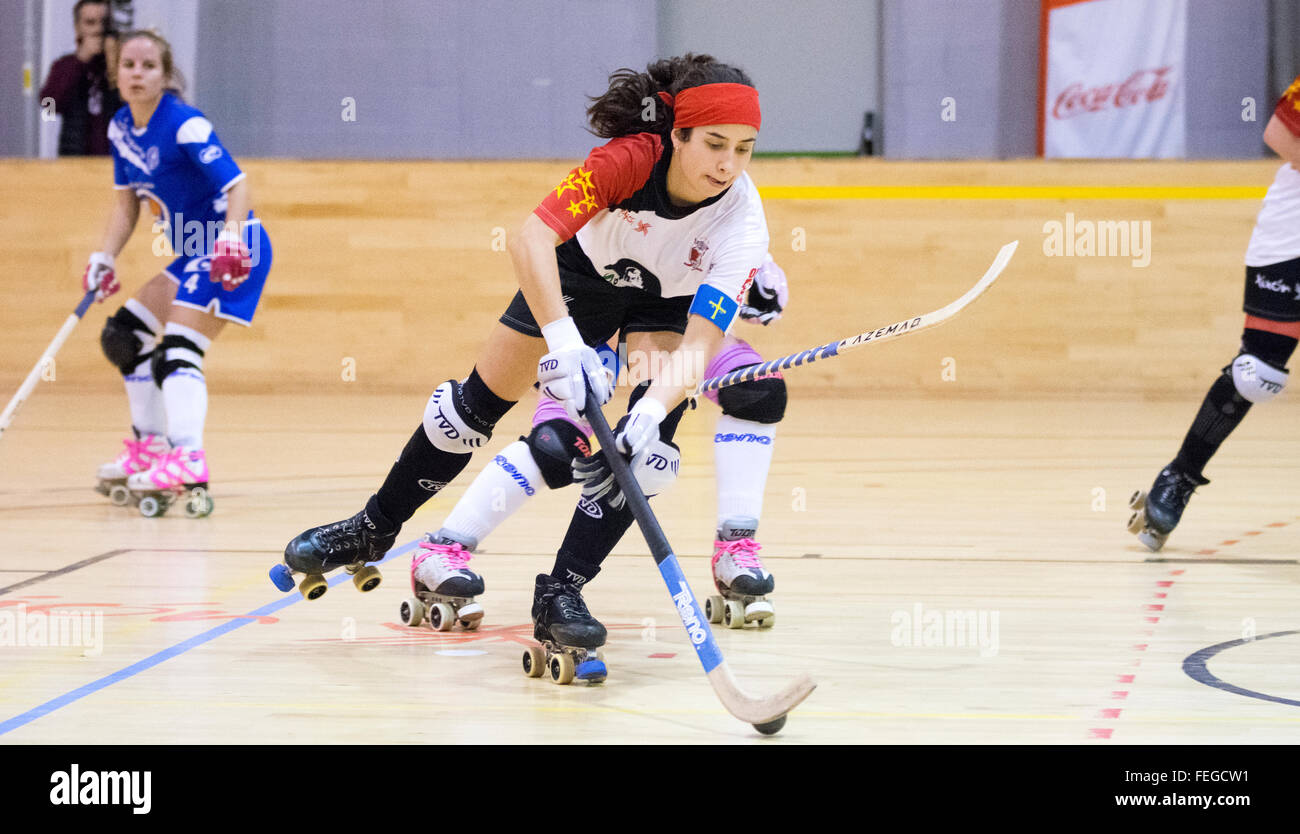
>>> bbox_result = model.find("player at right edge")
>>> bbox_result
[1129,77,1300,550]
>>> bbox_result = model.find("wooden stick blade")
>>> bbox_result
[707,661,817,725]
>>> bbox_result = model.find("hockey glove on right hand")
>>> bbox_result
[738,254,788,326]
[82,252,119,303]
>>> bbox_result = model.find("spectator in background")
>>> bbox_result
[40,0,122,156]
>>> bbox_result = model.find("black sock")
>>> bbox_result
[1173,372,1251,479]
[550,391,690,580]
[373,369,516,525]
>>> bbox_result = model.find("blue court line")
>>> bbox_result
[0,540,419,737]
[1182,630,1300,708]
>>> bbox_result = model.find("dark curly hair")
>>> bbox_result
[586,54,755,139]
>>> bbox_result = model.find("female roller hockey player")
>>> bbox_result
[1128,77,1300,550]
[401,256,788,653]
[88,30,272,518]
[280,55,771,663]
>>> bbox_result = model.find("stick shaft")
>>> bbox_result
[693,240,1017,396]
[0,291,96,439]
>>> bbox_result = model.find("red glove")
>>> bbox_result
[209,232,251,291]
[82,251,119,303]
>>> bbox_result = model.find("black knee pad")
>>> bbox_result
[100,306,152,375]
[1240,327,1299,369]
[626,381,691,442]
[151,334,205,386]
[716,375,787,424]
[525,419,592,489]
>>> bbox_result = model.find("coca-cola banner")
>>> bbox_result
[1040,0,1187,158]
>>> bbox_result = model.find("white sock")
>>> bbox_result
[160,322,211,449]
[122,299,166,437]
[713,414,776,529]
[440,439,544,545]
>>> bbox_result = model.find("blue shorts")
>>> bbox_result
[163,221,273,326]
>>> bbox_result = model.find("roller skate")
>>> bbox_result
[706,517,775,629]
[398,530,485,632]
[95,433,169,505]
[272,499,397,600]
[125,446,213,519]
[1127,462,1210,552]
[522,574,607,685]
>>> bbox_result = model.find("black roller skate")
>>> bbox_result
[522,574,607,685]
[398,530,485,632]
[271,500,398,599]
[1127,463,1209,552]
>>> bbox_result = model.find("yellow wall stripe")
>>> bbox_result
[758,185,1267,201]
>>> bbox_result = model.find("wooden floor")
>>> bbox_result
[1,158,1297,743]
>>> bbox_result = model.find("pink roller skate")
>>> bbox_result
[96,434,170,506]
[126,446,213,518]
[398,531,485,632]
[706,516,776,630]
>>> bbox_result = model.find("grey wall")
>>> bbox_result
[882,0,1039,159]
[0,0,41,157]
[657,0,881,153]
[194,0,658,159]
[1186,0,1269,158]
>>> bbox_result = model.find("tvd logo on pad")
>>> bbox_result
[50,764,151,814]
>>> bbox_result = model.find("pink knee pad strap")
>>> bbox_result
[702,339,764,405]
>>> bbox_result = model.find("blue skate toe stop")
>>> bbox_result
[269,563,295,592]
[576,659,607,682]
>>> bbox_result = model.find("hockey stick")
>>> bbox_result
[0,290,98,441]
[693,240,1018,395]
[583,384,816,734]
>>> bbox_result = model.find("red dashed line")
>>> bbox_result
[1117,675,1135,683]
[1089,728,1114,739]
[648,652,676,659]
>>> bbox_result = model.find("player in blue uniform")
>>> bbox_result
[87,30,272,517]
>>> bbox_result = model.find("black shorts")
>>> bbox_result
[499,267,692,346]
[1244,257,1300,322]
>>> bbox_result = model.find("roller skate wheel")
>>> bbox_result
[138,495,163,518]
[351,564,382,593]
[269,563,295,593]
[183,489,213,519]
[1126,511,1145,535]
[549,652,575,685]
[522,647,546,678]
[575,657,607,684]
[429,602,456,631]
[753,715,787,736]
[399,597,425,627]
[299,573,328,601]
[724,599,746,629]
[744,599,774,623]
[460,616,482,631]
[758,613,775,628]
[706,595,725,624]
[1128,490,1146,511]
[108,484,131,506]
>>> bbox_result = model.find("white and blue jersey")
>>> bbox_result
[108,92,272,325]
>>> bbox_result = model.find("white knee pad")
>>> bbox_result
[631,440,680,496]
[1231,354,1289,403]
[422,380,491,453]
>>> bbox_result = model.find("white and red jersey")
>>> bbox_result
[534,133,770,315]
[1246,77,1300,267]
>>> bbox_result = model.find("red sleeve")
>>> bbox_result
[40,55,83,109]
[1274,76,1300,137]
[533,133,663,241]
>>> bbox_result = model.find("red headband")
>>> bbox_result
[657,83,761,132]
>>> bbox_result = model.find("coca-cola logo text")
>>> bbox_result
[1052,67,1174,120]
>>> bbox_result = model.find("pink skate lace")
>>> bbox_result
[146,448,207,489]
[412,539,471,573]
[712,538,764,569]
[118,437,157,472]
